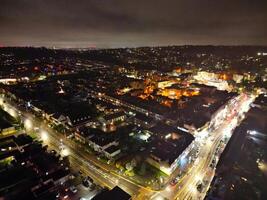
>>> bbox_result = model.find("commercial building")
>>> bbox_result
[146,123,194,175]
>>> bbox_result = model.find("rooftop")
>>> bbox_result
[102,111,126,121]
[92,186,131,200]
[105,145,120,154]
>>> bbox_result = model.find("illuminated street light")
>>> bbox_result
[61,148,69,157]
[155,196,164,200]
[41,130,48,141]
[24,119,33,130]
[115,179,119,184]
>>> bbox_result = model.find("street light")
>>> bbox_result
[61,148,69,157]
[41,130,48,142]
[24,119,33,130]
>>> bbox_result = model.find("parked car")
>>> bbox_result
[170,178,179,186]
[70,186,78,193]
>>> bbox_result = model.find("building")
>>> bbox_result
[92,186,131,200]
[74,126,94,143]
[88,135,119,153]
[133,112,155,128]
[146,123,194,175]
[101,111,126,125]
[104,145,121,159]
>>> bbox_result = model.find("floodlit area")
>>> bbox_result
[40,130,49,142]
[61,147,70,157]
[24,118,33,130]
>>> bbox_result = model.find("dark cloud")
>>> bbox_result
[0,0,267,47]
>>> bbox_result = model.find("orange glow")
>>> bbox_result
[158,89,200,100]
[144,85,155,94]
[161,100,172,107]
[218,73,232,80]
[174,67,182,73]
[138,94,149,99]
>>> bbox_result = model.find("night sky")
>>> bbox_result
[1,0,267,48]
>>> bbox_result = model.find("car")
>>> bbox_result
[82,177,93,188]
[170,178,179,186]
[70,186,78,193]
[55,192,60,199]
[197,182,204,192]
[86,176,94,183]
[82,180,90,188]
